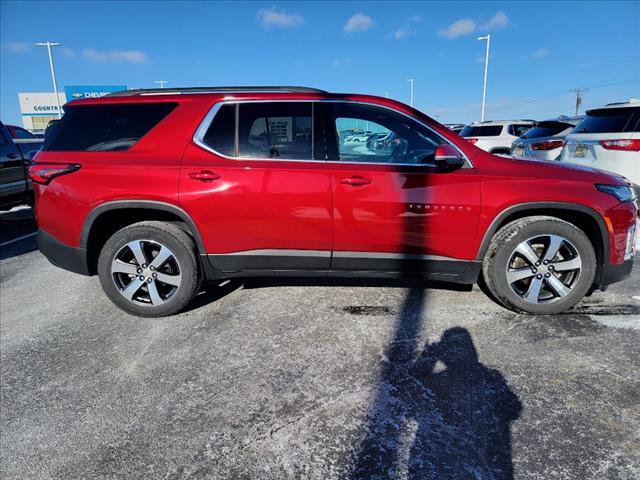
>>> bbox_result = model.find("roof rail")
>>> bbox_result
[105,86,329,97]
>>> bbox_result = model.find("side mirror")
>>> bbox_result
[434,144,465,169]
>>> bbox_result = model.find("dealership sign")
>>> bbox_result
[64,85,127,101]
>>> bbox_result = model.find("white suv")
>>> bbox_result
[460,120,534,155]
[559,100,640,197]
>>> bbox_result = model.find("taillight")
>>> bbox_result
[466,138,479,144]
[599,139,640,151]
[530,140,565,150]
[29,163,81,185]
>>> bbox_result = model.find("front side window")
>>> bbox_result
[330,103,447,165]
[508,124,533,137]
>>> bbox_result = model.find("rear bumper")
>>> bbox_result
[599,259,634,287]
[37,229,90,276]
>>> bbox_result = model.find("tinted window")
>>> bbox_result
[202,104,236,156]
[508,124,533,137]
[331,103,447,165]
[521,121,572,139]
[238,103,312,160]
[11,127,36,139]
[573,107,639,134]
[460,125,503,137]
[43,103,176,152]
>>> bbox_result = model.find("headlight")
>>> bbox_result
[595,184,637,203]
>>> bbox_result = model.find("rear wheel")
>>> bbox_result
[98,221,201,317]
[482,216,596,314]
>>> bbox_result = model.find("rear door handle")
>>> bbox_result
[7,153,19,160]
[189,170,220,182]
[339,175,371,186]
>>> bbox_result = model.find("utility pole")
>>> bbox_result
[406,79,414,107]
[477,33,491,122]
[571,88,587,116]
[154,80,168,89]
[35,41,62,119]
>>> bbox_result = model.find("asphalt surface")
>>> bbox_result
[1,207,639,479]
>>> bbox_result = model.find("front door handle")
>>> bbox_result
[7,153,19,160]
[189,170,220,182]
[339,175,371,186]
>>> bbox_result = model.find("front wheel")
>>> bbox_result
[97,221,201,317]
[482,216,596,314]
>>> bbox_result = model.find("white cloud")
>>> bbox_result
[439,11,509,39]
[532,48,549,58]
[257,7,304,28]
[344,13,373,33]
[82,49,150,64]
[393,26,416,40]
[438,18,476,39]
[409,15,423,23]
[59,47,75,58]
[5,41,30,53]
[331,57,352,68]
[482,11,509,29]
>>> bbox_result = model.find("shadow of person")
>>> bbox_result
[407,327,522,479]
[348,327,521,480]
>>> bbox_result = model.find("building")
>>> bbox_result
[18,85,126,134]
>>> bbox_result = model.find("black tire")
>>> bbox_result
[482,216,596,314]
[97,221,201,317]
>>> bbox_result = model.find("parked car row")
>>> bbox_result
[448,99,640,198]
[0,121,43,211]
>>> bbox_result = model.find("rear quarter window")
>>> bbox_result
[572,107,639,134]
[43,102,177,152]
[459,125,503,137]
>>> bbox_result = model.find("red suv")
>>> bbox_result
[31,86,637,317]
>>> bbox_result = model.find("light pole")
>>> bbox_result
[35,41,62,119]
[154,80,168,89]
[383,91,389,98]
[477,34,491,122]
[406,78,414,107]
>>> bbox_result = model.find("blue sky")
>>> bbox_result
[1,1,639,124]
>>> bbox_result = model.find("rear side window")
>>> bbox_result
[521,121,571,139]
[460,125,503,137]
[43,103,177,152]
[238,103,312,160]
[573,107,639,134]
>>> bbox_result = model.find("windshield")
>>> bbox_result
[572,107,639,134]
[522,121,572,139]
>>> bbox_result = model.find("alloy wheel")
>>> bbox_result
[111,239,182,306]
[506,234,582,304]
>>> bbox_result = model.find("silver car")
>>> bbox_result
[511,116,582,161]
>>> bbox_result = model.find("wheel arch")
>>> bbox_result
[477,202,609,267]
[81,201,206,275]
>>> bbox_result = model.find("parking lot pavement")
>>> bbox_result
[1,219,639,479]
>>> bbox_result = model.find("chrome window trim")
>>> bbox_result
[192,99,474,168]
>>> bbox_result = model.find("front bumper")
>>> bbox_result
[599,258,634,287]
[37,229,90,276]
